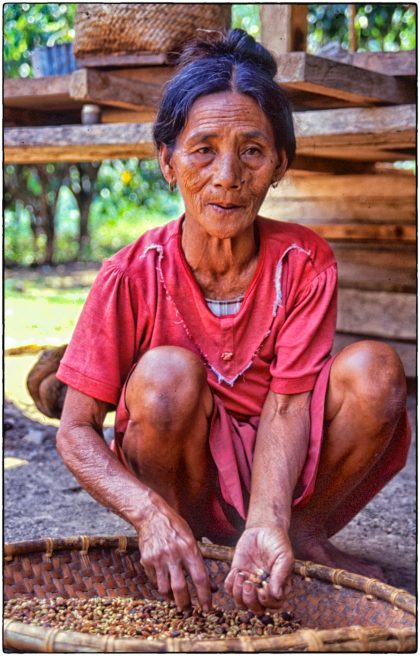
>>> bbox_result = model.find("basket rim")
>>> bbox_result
[4,534,416,653]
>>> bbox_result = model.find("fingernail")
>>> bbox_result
[243,581,253,593]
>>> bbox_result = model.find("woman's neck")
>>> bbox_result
[181,216,260,299]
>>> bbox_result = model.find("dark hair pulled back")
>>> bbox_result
[153,29,296,168]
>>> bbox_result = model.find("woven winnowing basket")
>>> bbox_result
[74,4,231,57]
[3,535,416,653]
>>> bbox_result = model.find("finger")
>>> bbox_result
[231,571,248,609]
[269,556,294,599]
[224,567,240,596]
[156,567,171,597]
[141,561,157,588]
[184,554,212,612]
[242,579,265,614]
[168,563,191,611]
[257,583,284,609]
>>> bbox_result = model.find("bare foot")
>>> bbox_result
[290,530,385,580]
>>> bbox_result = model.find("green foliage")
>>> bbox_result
[232,4,261,39]
[307,4,416,52]
[5,159,182,266]
[4,3,76,78]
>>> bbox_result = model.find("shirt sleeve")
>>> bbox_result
[270,263,337,395]
[57,262,142,405]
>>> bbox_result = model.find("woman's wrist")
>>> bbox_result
[245,504,290,532]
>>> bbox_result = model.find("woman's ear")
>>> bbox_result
[272,149,288,185]
[158,144,175,184]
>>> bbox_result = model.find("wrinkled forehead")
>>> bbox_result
[179,91,276,143]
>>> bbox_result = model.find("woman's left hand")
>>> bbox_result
[224,526,294,612]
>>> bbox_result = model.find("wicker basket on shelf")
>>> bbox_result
[3,535,416,652]
[74,4,231,57]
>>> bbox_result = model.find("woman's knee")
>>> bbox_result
[331,340,407,426]
[126,346,212,430]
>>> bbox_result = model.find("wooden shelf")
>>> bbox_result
[4,104,415,164]
[276,52,415,108]
[4,50,415,126]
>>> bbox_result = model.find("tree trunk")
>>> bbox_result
[37,165,56,265]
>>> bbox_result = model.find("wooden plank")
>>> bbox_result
[332,244,416,271]
[4,75,79,111]
[262,197,415,224]
[261,5,308,54]
[296,146,416,163]
[291,156,376,174]
[268,173,416,200]
[351,51,416,77]
[332,333,416,378]
[69,68,162,111]
[101,108,156,124]
[294,105,415,160]
[337,289,415,340]
[4,123,155,163]
[309,224,415,242]
[75,52,170,68]
[262,172,415,223]
[336,260,416,294]
[4,106,81,127]
[275,52,415,105]
[4,105,416,164]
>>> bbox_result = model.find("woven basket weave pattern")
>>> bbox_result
[74,4,231,56]
[3,536,416,652]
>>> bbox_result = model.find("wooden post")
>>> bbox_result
[261,4,308,55]
[349,4,357,53]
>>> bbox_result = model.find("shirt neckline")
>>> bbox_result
[175,215,266,321]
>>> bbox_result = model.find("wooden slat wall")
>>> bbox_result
[261,170,416,376]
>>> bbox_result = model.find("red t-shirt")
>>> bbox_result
[57,215,337,419]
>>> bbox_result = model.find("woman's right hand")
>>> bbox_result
[137,504,212,611]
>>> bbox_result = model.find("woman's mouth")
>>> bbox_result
[209,203,242,213]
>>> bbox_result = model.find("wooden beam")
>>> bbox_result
[269,173,415,200]
[294,104,415,157]
[276,53,415,106]
[337,289,415,340]
[333,333,416,378]
[261,5,308,54]
[75,52,170,68]
[69,68,162,111]
[351,51,416,77]
[4,74,80,111]
[4,123,155,163]
[4,106,81,128]
[262,198,415,224]
[291,156,376,174]
[336,260,416,294]
[4,105,416,164]
[262,172,415,222]
[309,224,415,242]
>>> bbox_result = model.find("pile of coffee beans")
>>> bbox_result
[5,596,301,640]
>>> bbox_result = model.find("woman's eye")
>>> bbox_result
[243,147,262,157]
[196,147,212,155]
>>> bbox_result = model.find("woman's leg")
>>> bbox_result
[289,340,410,578]
[122,345,218,539]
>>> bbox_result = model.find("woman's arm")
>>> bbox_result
[225,389,311,611]
[56,386,212,611]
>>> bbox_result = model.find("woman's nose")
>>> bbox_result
[213,153,242,189]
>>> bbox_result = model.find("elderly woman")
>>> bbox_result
[56,29,410,613]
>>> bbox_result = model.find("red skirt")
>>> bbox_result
[111,354,411,540]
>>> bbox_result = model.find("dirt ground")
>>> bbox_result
[4,385,416,596]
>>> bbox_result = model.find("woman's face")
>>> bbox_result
[159,91,287,240]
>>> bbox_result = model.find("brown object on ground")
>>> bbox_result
[26,345,67,419]
[3,536,415,652]
[74,4,231,57]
